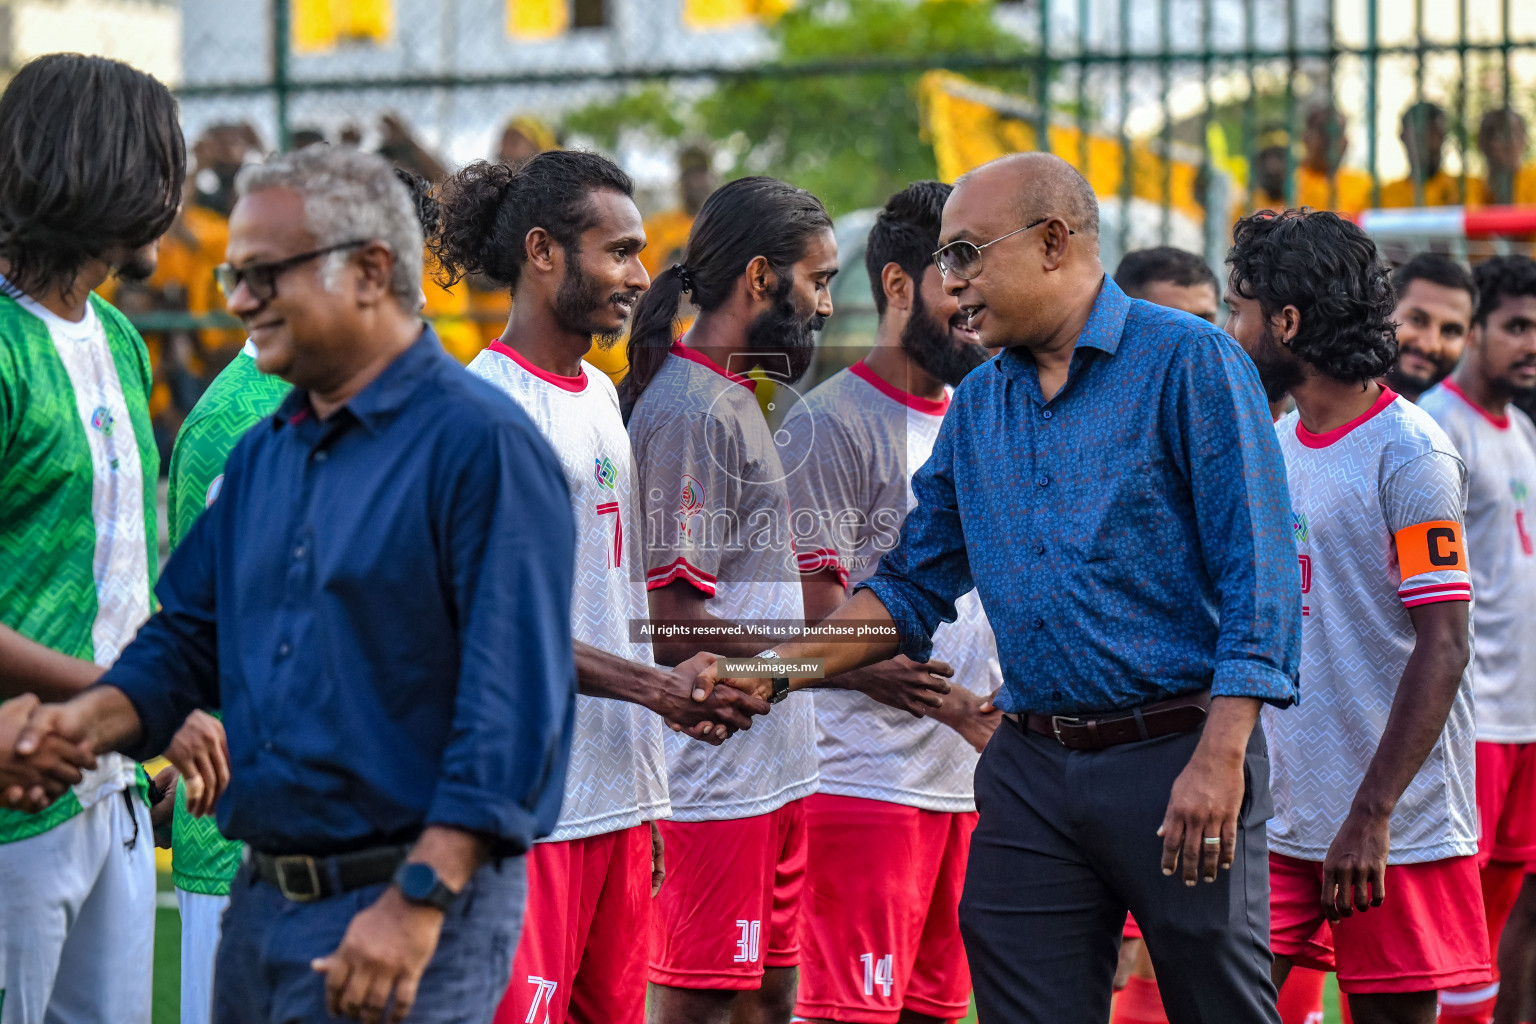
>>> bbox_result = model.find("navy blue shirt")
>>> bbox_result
[105,330,577,855]
[862,277,1300,716]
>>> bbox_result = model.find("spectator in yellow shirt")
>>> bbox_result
[1381,101,1467,208]
[1471,107,1535,206]
[1293,104,1374,217]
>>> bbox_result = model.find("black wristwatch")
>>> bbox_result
[393,861,459,912]
[759,650,791,704]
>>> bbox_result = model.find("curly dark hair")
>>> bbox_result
[1226,209,1397,384]
[1471,255,1536,327]
[391,166,441,236]
[430,150,633,290]
[0,54,185,296]
[864,180,951,315]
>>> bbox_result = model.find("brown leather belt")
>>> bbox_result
[1005,689,1210,751]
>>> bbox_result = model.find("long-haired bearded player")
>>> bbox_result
[625,176,951,1024]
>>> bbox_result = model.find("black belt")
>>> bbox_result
[1005,689,1210,751]
[250,844,410,903]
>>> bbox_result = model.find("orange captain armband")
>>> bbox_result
[1394,520,1468,580]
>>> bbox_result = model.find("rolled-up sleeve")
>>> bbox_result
[858,412,976,663]
[1166,333,1301,707]
[101,484,223,761]
[427,419,577,854]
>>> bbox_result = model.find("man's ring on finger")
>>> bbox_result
[1202,836,1222,845]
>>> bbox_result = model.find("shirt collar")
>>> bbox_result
[273,326,445,434]
[996,275,1128,379]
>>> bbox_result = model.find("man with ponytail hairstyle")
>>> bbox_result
[434,151,770,1024]
[626,177,951,1024]
[780,180,1000,1024]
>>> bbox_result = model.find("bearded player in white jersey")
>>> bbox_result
[1225,209,1489,1024]
[1419,255,1536,1024]
[624,177,952,1024]
[431,150,770,1024]
[776,180,1001,1024]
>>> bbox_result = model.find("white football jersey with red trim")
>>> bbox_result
[469,342,670,842]
[782,362,1001,812]
[1266,388,1477,864]
[628,345,818,822]
[1421,381,1536,743]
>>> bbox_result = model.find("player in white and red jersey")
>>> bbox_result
[779,181,1002,1024]
[1420,255,1536,1024]
[624,176,951,1024]
[433,151,769,1024]
[1108,244,1328,1024]
[1226,209,1488,1024]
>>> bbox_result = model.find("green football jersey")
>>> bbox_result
[0,287,159,843]
[167,346,290,894]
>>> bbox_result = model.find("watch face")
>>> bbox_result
[399,862,437,900]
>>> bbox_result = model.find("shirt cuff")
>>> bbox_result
[426,780,542,857]
[1212,658,1298,709]
[96,674,181,763]
[856,578,934,663]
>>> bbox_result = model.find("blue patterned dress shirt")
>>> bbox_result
[103,329,578,855]
[861,277,1300,716]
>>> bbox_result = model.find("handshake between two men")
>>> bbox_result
[0,638,977,815]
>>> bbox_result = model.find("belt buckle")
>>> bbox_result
[1051,715,1082,744]
[274,854,322,903]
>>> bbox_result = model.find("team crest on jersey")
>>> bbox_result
[1514,479,1529,504]
[90,406,114,436]
[1292,511,1309,544]
[594,455,618,490]
[678,474,706,537]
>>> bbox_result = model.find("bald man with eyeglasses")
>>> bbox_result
[694,153,1300,1024]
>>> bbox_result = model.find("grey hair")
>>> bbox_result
[236,146,424,312]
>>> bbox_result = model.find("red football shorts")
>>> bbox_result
[793,794,976,1023]
[1476,741,1536,867]
[1269,852,1490,994]
[648,800,807,991]
[495,824,652,1024]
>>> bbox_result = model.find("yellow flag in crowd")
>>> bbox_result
[293,0,393,53]
[918,71,1209,222]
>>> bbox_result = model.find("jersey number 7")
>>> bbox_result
[596,502,623,568]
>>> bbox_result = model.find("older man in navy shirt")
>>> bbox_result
[703,153,1300,1023]
[12,147,578,1024]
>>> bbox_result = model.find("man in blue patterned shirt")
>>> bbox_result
[701,153,1300,1024]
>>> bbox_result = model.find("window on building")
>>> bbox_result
[572,0,606,28]
[294,0,393,53]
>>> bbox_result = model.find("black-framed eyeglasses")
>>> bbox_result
[932,218,1074,281]
[214,240,370,302]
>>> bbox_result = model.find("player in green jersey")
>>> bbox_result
[0,54,202,1024]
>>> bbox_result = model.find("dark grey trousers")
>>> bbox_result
[959,714,1279,1024]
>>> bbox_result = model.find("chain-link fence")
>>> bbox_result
[130,0,1536,455]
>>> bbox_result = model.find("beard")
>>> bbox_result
[553,254,637,347]
[901,289,990,387]
[1250,323,1305,403]
[1383,344,1456,398]
[744,276,822,383]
